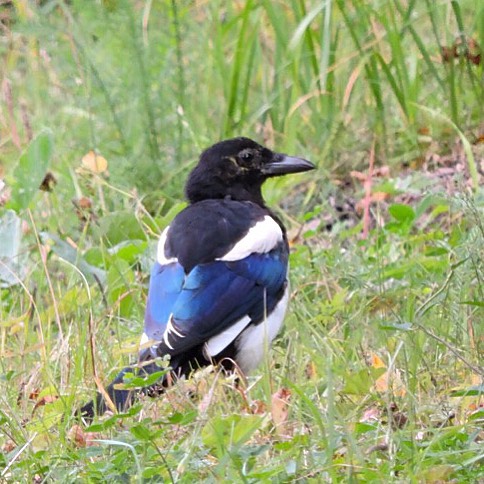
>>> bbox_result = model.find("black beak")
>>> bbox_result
[262,153,315,176]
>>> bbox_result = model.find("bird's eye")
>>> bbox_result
[240,151,254,161]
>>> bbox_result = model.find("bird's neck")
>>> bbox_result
[186,180,266,207]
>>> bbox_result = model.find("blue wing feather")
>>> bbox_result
[144,262,185,340]
[226,250,287,288]
[173,263,255,327]
[144,244,288,357]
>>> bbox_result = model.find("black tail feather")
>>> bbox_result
[79,346,225,422]
[79,359,167,422]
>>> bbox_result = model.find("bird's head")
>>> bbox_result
[185,137,315,205]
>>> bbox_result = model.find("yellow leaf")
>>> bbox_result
[375,368,406,397]
[371,353,386,369]
[9,321,25,335]
[375,371,389,392]
[81,150,108,173]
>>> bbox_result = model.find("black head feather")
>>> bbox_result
[185,137,314,205]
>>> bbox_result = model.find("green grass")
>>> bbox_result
[0,0,483,481]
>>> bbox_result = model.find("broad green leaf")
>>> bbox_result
[108,240,148,263]
[119,370,167,389]
[354,422,378,434]
[202,414,264,450]
[40,232,106,284]
[167,410,198,425]
[343,368,386,395]
[388,204,416,223]
[9,130,53,211]
[142,468,163,479]
[130,424,153,441]
[97,211,146,246]
[83,247,106,268]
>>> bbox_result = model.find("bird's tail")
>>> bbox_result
[79,353,168,421]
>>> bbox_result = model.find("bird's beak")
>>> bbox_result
[262,153,315,176]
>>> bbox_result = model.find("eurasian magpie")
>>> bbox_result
[81,137,314,419]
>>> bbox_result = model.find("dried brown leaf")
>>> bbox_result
[271,388,291,433]
[250,400,267,415]
[32,395,58,414]
[39,172,57,192]
[361,406,380,422]
[68,424,100,448]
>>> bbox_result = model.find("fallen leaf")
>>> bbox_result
[373,166,390,177]
[418,126,430,136]
[2,440,16,453]
[32,395,59,414]
[370,353,386,369]
[72,197,95,223]
[68,424,100,448]
[39,171,57,192]
[77,197,92,209]
[387,402,408,429]
[355,192,389,212]
[465,37,481,65]
[375,369,406,397]
[441,45,458,62]
[371,191,389,202]
[350,170,367,182]
[361,406,380,422]
[421,464,454,483]
[366,442,388,454]
[271,388,291,434]
[28,389,40,401]
[305,361,317,380]
[441,37,481,65]
[81,150,108,174]
[371,353,406,397]
[250,399,267,414]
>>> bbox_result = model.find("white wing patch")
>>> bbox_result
[234,286,289,373]
[204,315,252,358]
[163,314,185,350]
[217,216,283,261]
[157,226,178,265]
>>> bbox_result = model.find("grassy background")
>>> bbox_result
[0,0,483,481]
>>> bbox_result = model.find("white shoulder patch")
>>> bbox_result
[204,315,252,357]
[157,226,178,265]
[216,216,283,261]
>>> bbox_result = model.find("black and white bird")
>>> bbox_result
[81,137,314,418]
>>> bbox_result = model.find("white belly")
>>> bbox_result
[234,286,289,373]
